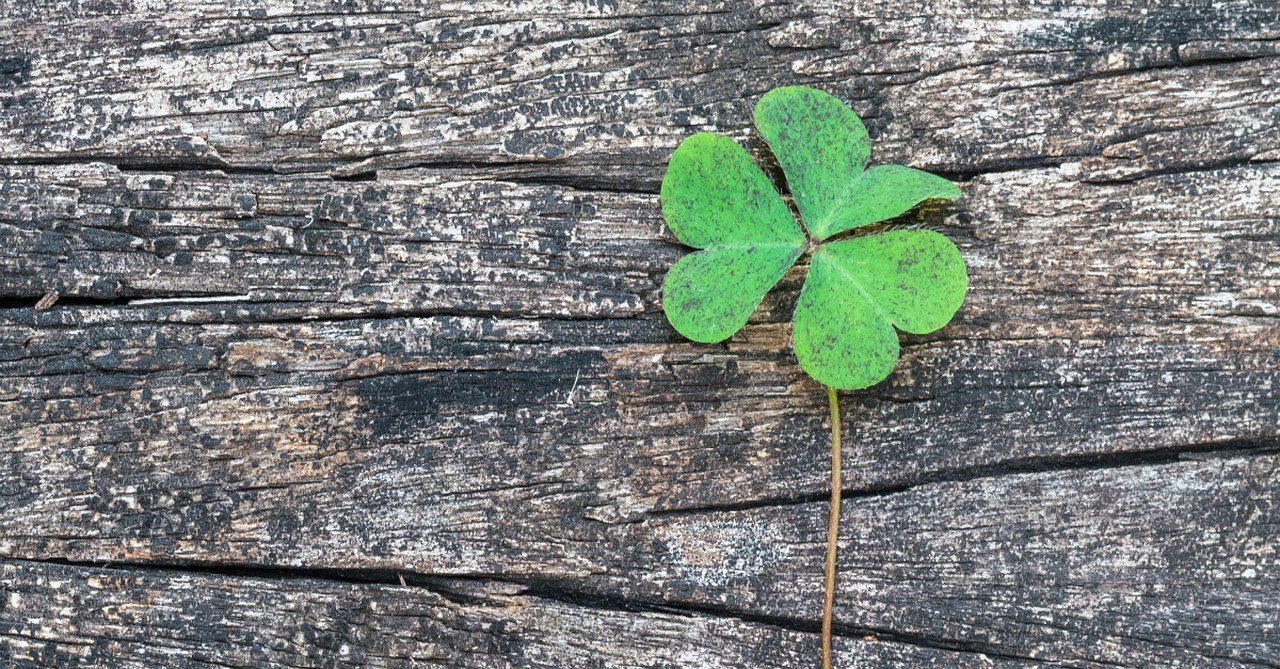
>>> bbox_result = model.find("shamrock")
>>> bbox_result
[661,86,967,390]
[658,86,968,669]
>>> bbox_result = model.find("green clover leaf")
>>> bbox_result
[661,133,806,343]
[661,86,967,390]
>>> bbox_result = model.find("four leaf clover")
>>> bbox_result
[661,86,968,389]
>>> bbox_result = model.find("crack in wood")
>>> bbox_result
[0,557,1055,663]
[646,436,1280,517]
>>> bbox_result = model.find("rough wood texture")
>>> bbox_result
[1,560,1049,669]
[2,1,1279,667]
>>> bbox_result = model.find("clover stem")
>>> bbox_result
[822,385,842,669]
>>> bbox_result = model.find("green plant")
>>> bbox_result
[660,86,967,669]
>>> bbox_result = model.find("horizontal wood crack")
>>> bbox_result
[647,436,1280,517]
[0,557,1057,665]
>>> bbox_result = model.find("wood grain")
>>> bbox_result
[2,559,1043,668]
[2,0,1279,667]
[1,2,1278,181]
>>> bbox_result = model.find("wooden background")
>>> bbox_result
[2,1,1279,667]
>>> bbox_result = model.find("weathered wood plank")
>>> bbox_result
[636,454,1280,668]
[0,163,655,311]
[2,456,1274,666]
[1,304,1274,551]
[1,2,1277,181]
[4,1,1280,666]
[1,559,1036,668]
[3,159,1278,329]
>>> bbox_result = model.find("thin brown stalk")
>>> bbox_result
[822,385,841,669]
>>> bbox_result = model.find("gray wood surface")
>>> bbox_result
[2,1,1278,667]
